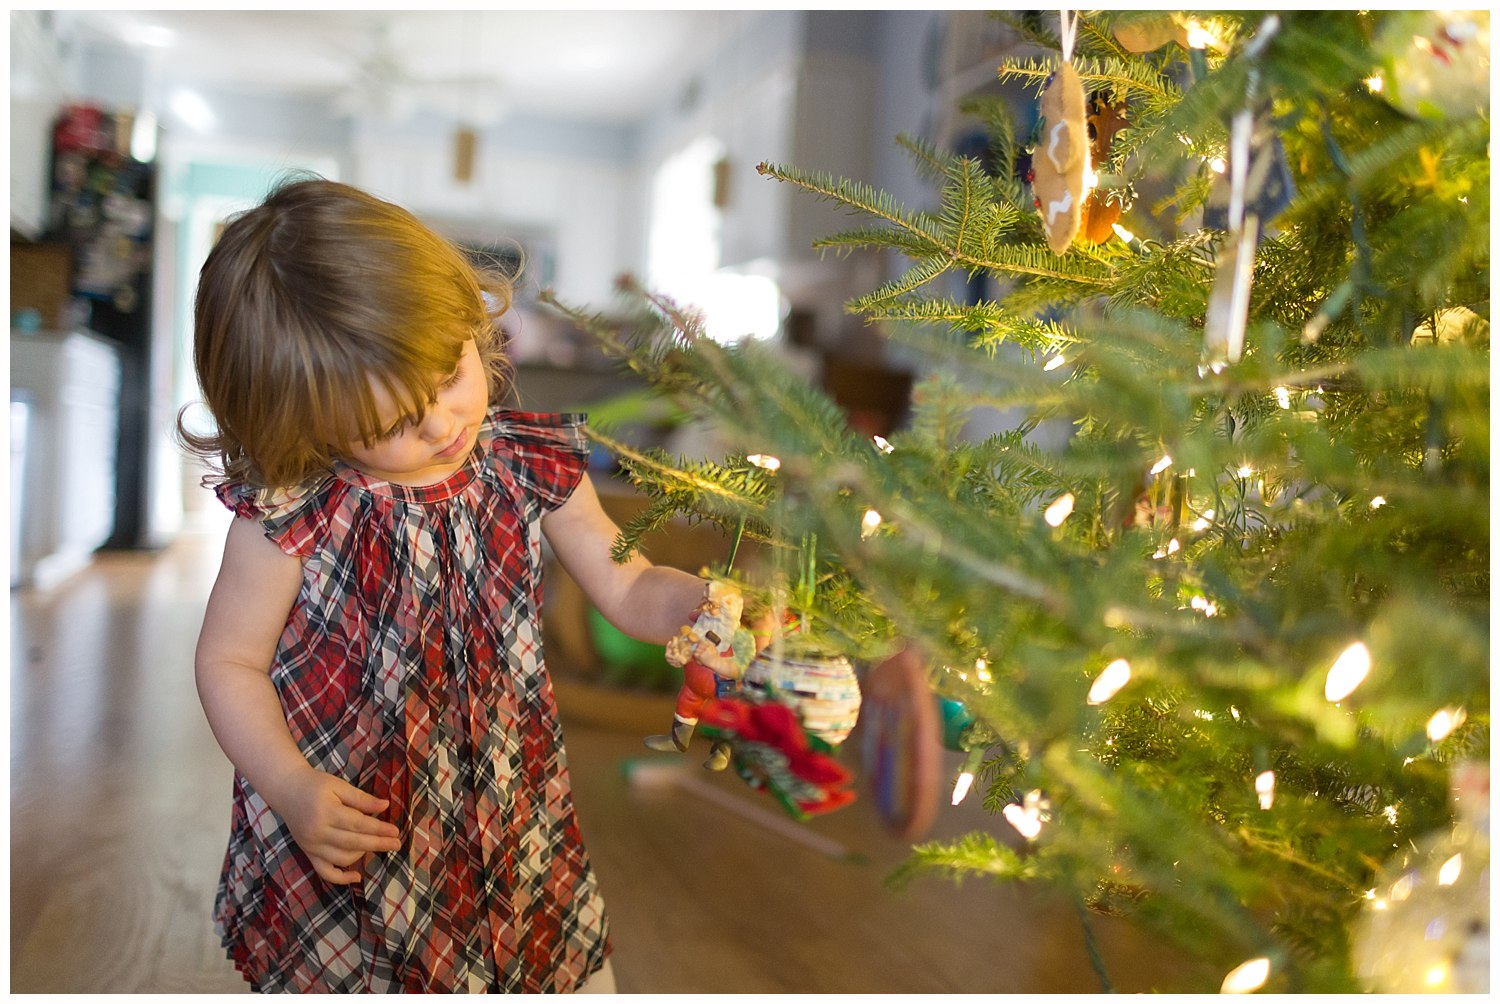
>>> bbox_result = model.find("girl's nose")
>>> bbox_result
[419,404,454,443]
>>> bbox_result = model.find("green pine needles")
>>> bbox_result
[550,9,1488,993]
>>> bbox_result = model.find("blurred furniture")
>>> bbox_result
[11,329,120,588]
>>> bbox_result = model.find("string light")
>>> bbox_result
[1044,493,1075,527]
[1208,156,1228,174]
[1382,805,1399,825]
[1087,659,1132,705]
[860,509,883,539]
[1255,770,1275,810]
[1324,642,1371,702]
[1273,386,1291,409]
[872,435,894,454]
[1220,957,1271,994]
[1365,72,1385,93]
[1191,509,1216,532]
[1185,20,1218,50]
[1369,496,1387,509]
[974,658,992,683]
[1437,853,1463,886]
[1043,353,1068,371]
[1152,538,1181,559]
[1236,464,1255,479]
[1002,790,1049,839]
[1427,707,1466,742]
[1150,454,1174,476]
[1111,223,1136,244]
[951,771,975,805]
[1189,595,1218,617]
[747,454,781,471]
[1425,964,1450,988]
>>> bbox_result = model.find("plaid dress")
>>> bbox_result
[211,410,610,993]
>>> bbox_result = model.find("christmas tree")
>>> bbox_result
[543,10,1489,993]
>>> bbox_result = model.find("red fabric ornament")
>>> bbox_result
[698,697,856,819]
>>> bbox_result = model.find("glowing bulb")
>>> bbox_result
[1002,803,1040,838]
[1383,805,1399,825]
[861,509,883,538]
[1425,964,1449,988]
[1087,659,1132,705]
[747,454,780,471]
[1324,642,1371,702]
[1365,72,1385,94]
[1236,465,1255,479]
[1427,707,1465,742]
[1370,496,1387,509]
[872,435,894,454]
[1185,21,1219,50]
[1255,770,1275,810]
[1153,538,1181,559]
[1208,156,1227,174]
[1044,493,1075,527]
[1274,386,1291,409]
[1150,454,1174,475]
[974,659,992,683]
[1220,957,1271,994]
[1437,853,1463,886]
[1082,165,1100,193]
[1043,353,1068,371]
[952,771,975,805]
[1112,223,1136,244]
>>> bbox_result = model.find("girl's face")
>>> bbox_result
[342,338,490,486]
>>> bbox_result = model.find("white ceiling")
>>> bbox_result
[56,10,752,126]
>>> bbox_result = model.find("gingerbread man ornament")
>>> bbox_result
[1033,16,1088,256]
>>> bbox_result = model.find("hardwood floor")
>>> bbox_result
[10,524,1201,994]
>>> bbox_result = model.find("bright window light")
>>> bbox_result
[648,136,781,343]
[170,89,216,132]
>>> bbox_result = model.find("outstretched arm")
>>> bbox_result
[542,473,708,646]
[196,516,401,884]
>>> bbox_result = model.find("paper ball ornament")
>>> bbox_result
[742,648,862,747]
[1351,762,1489,993]
[1374,10,1490,121]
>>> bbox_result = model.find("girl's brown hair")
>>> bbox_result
[179,176,515,490]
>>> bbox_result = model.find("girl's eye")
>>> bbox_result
[439,362,464,390]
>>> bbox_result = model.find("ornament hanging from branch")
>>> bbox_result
[1031,10,1088,255]
[1202,16,1290,370]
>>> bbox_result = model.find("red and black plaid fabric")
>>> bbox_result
[211,410,610,993]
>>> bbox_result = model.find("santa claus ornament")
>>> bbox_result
[1031,11,1088,255]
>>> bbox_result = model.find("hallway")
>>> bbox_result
[10,524,1194,994]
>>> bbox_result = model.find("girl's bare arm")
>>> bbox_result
[542,474,707,645]
[196,516,401,884]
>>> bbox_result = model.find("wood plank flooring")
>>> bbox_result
[9,523,1206,994]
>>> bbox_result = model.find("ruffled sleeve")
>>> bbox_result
[484,411,590,512]
[215,476,336,558]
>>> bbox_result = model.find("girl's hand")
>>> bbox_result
[276,767,403,885]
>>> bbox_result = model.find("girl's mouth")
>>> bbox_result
[436,428,469,459]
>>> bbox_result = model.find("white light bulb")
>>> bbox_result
[1370,496,1387,509]
[1044,493,1075,527]
[1437,853,1463,886]
[1255,770,1275,810]
[1427,707,1465,742]
[1221,957,1271,994]
[1112,223,1136,244]
[872,435,894,454]
[1150,454,1174,476]
[1324,642,1371,702]
[951,771,975,805]
[1274,386,1291,409]
[1087,659,1132,705]
[746,454,780,471]
[1043,353,1068,371]
[861,509,883,539]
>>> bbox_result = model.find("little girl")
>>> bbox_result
[181,177,711,993]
